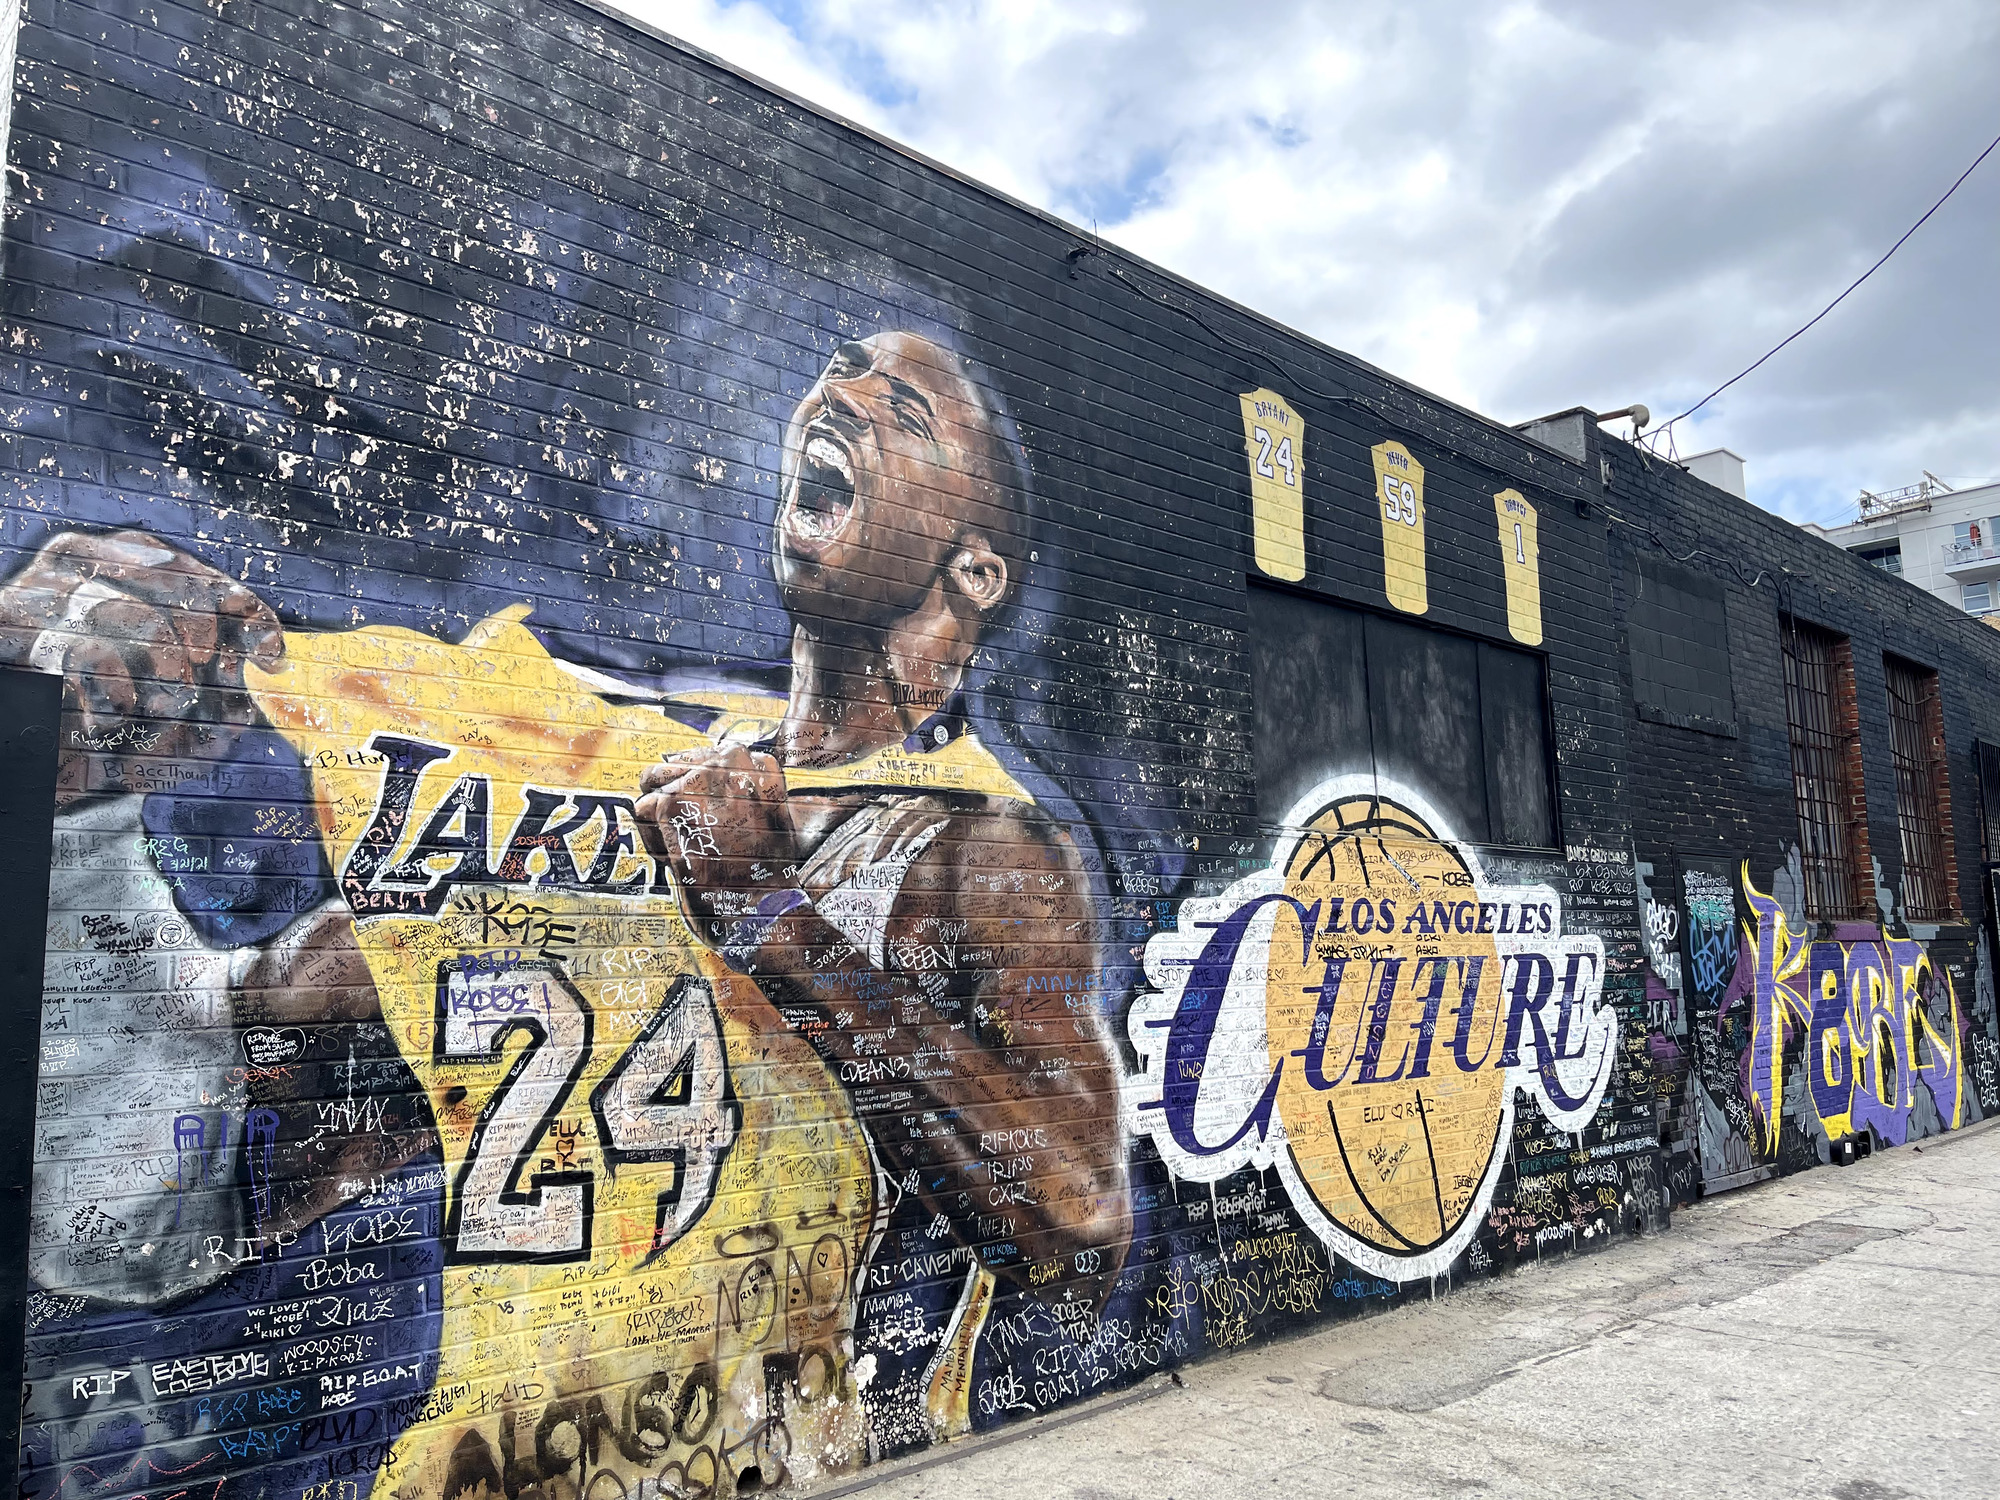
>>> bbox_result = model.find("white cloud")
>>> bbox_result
[605,0,2000,526]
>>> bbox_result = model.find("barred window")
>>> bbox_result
[1780,618,1868,920]
[1884,656,1956,919]
[1976,740,2000,863]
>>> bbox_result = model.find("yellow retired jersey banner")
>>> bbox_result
[248,608,876,1494]
[1372,440,1427,614]
[1494,489,1543,646]
[1239,389,1306,581]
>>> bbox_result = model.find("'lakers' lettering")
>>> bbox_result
[250,613,877,1497]
[344,735,663,918]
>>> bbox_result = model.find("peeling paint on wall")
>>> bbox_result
[0,0,20,273]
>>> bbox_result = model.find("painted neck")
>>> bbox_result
[778,580,976,766]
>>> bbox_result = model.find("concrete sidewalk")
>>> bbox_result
[831,1119,2000,1500]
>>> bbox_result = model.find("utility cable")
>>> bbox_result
[1653,125,2000,440]
[1597,499,1782,594]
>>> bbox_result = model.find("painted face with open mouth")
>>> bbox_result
[774,333,990,623]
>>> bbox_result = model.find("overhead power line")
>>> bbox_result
[1652,125,2000,441]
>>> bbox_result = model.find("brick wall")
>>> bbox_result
[1597,420,2000,1191]
[1831,631,1878,917]
[0,2,1990,1497]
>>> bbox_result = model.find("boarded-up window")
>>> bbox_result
[1248,584,1556,848]
[1627,559,1736,734]
[1884,656,1956,919]
[1780,618,1869,920]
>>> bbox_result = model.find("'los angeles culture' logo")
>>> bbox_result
[1126,778,1618,1280]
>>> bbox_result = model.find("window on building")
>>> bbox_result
[1964,582,1992,614]
[1780,617,1869,920]
[1978,740,2000,940]
[1954,520,1987,552]
[1977,740,2000,864]
[1852,543,1902,576]
[1883,657,1956,920]
[1248,584,1557,848]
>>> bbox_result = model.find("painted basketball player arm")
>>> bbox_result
[636,745,1132,1303]
[0,531,288,803]
[0,531,428,1241]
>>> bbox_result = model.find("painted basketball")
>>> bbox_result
[1264,793,1509,1260]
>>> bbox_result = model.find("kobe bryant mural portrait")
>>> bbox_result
[0,15,1635,1493]
[1,160,1172,1493]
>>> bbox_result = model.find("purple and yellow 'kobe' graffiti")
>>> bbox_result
[1742,869,1965,1151]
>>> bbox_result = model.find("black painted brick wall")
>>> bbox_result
[1601,426,2000,936]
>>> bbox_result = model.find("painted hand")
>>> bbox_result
[0,530,285,800]
[635,743,801,940]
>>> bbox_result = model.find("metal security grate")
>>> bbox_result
[1781,619,1862,919]
[1885,657,1954,919]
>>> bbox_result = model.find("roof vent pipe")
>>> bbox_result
[1595,405,1650,433]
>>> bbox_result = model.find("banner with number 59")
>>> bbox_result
[1372,439,1428,614]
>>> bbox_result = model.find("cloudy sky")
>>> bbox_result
[607,0,1999,527]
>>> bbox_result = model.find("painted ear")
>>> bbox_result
[946,533,1009,614]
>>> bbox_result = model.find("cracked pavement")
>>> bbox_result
[823,1117,2000,1500]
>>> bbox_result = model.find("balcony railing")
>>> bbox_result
[1944,541,2000,568]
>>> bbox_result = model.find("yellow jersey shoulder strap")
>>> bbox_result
[670,691,1037,805]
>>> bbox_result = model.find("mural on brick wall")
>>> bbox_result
[1636,849,1998,1195]
[8,327,1161,1496]
[0,4,1663,1498]
[1127,780,1618,1283]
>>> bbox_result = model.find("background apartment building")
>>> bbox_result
[1810,474,2000,619]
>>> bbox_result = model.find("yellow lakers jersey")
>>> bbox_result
[248,608,1039,1493]
[250,609,886,1495]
